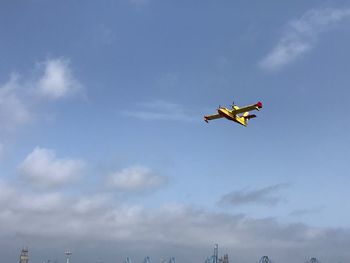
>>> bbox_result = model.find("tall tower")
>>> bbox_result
[19,247,29,263]
[213,244,218,263]
[65,251,72,263]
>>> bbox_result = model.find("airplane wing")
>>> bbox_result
[232,102,263,115]
[204,113,222,123]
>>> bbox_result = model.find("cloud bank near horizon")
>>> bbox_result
[0,179,349,263]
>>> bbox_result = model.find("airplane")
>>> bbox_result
[204,100,263,126]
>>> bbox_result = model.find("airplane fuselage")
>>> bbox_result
[217,108,246,126]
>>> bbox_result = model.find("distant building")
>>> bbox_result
[205,244,229,263]
[19,247,29,263]
[218,254,229,263]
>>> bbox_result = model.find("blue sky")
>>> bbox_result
[1,1,350,263]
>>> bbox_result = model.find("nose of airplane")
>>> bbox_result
[256,101,263,108]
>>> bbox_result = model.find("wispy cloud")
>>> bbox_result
[289,207,324,217]
[123,100,198,122]
[220,183,289,206]
[260,7,350,71]
[108,165,168,192]
[0,74,33,131]
[19,147,85,188]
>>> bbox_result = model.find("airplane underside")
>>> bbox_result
[218,108,246,126]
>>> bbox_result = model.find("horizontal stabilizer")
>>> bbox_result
[244,114,257,120]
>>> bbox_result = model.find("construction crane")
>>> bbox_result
[305,258,320,263]
[259,256,272,263]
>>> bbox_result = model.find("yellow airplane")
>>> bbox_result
[204,101,263,126]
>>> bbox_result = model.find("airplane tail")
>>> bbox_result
[243,112,256,126]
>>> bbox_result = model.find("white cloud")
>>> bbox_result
[123,100,198,122]
[260,7,350,71]
[37,58,82,99]
[17,192,64,213]
[0,180,16,204]
[72,194,113,214]
[109,165,167,192]
[19,147,85,188]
